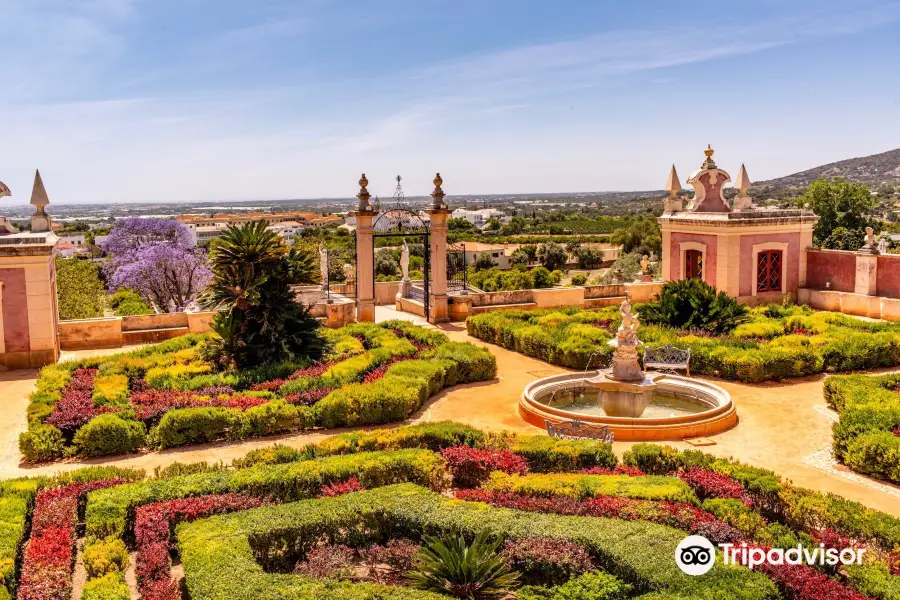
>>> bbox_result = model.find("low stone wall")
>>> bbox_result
[797,288,900,321]
[58,318,124,350]
[877,254,900,299]
[375,281,404,305]
[445,282,663,321]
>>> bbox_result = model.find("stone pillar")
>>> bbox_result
[0,234,60,369]
[660,226,672,281]
[352,174,377,322]
[426,173,450,324]
[855,253,878,296]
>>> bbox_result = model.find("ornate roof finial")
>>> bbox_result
[0,180,10,198]
[30,169,53,233]
[431,172,446,209]
[702,144,716,169]
[356,173,372,212]
[31,170,50,214]
[735,163,752,196]
[664,165,682,196]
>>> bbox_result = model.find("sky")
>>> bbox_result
[1,0,899,205]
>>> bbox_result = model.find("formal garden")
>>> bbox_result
[2,421,900,600]
[467,281,900,384]
[18,321,494,462]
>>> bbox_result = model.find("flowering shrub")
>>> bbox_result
[320,476,365,497]
[18,479,122,600]
[293,544,355,579]
[578,465,645,476]
[755,553,869,600]
[676,468,750,504]
[133,493,268,600]
[45,369,108,433]
[455,490,741,544]
[440,446,529,488]
[284,386,336,406]
[131,389,268,421]
[359,539,420,584]
[502,538,594,585]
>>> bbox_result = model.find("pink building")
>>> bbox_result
[658,147,818,304]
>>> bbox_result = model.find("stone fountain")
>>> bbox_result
[584,298,665,418]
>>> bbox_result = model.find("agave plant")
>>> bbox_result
[640,279,750,335]
[200,220,324,368]
[406,533,519,599]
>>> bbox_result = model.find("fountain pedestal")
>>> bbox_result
[584,298,665,418]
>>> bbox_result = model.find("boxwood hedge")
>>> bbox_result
[824,373,900,484]
[176,484,777,600]
[467,305,900,383]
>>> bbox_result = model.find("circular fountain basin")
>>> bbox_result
[521,371,737,441]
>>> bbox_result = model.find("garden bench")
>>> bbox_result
[643,345,691,376]
[546,419,614,443]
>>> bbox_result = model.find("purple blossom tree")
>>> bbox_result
[102,218,211,312]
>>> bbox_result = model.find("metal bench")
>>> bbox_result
[643,345,691,376]
[546,419,614,443]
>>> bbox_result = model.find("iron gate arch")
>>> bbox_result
[371,176,432,320]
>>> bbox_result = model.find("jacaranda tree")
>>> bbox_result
[201,220,324,369]
[101,218,210,312]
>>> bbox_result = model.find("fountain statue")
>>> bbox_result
[585,298,665,417]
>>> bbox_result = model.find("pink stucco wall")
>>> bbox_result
[806,250,856,293]
[877,254,900,299]
[738,233,802,296]
[670,232,717,287]
[0,269,30,352]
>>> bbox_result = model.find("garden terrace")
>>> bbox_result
[823,373,900,485]
[467,304,900,383]
[19,320,496,462]
[2,422,900,599]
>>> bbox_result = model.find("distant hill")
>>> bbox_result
[756,148,900,192]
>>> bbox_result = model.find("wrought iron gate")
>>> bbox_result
[323,235,356,303]
[371,176,431,320]
[447,242,468,293]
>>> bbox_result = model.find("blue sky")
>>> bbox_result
[1,0,899,204]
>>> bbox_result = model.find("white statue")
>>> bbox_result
[319,245,328,288]
[400,241,410,281]
[342,262,354,284]
[616,299,640,347]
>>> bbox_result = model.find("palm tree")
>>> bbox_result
[406,533,519,599]
[201,220,324,368]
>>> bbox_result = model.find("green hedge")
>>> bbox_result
[467,305,900,382]
[21,323,496,460]
[176,484,776,600]
[824,373,900,484]
[510,435,617,472]
[85,449,447,540]
[622,442,900,554]
[75,415,146,457]
[482,472,698,503]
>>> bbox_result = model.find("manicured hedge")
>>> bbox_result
[482,472,699,504]
[824,373,900,484]
[467,305,900,382]
[85,449,447,540]
[176,484,777,600]
[20,323,495,461]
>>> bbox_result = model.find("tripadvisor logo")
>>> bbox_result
[675,535,716,575]
[675,535,866,576]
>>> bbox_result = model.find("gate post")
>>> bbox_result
[427,173,451,324]
[352,174,377,322]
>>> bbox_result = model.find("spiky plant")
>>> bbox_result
[640,279,750,335]
[200,220,324,369]
[406,533,519,599]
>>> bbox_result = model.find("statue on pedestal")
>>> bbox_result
[319,245,329,290]
[400,241,410,281]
